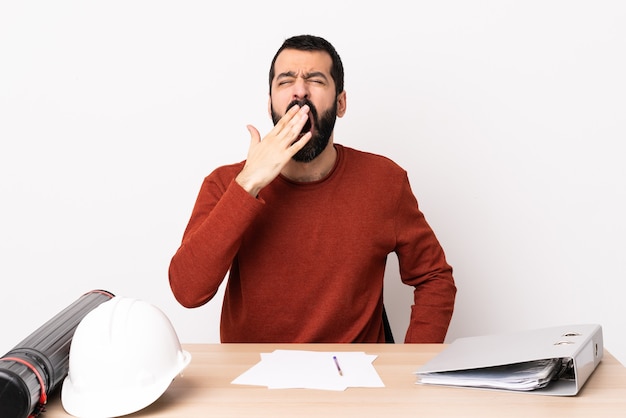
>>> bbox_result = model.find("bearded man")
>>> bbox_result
[169,34,456,344]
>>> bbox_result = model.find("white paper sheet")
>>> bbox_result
[231,350,385,391]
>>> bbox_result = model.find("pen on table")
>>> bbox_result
[333,355,343,376]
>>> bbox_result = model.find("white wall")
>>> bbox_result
[2,1,625,365]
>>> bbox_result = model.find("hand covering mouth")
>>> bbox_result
[285,99,315,136]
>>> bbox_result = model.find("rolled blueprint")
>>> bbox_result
[0,289,114,418]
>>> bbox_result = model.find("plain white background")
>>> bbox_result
[1,1,625,365]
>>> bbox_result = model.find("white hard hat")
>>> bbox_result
[61,297,191,418]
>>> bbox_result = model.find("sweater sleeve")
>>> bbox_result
[394,174,457,343]
[169,174,263,308]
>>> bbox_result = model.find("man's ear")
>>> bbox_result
[336,91,347,118]
[267,95,272,118]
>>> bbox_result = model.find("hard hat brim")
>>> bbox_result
[61,349,191,418]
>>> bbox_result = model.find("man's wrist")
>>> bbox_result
[235,173,262,197]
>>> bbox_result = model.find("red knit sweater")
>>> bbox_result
[169,144,456,343]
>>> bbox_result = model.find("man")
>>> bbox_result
[169,34,456,343]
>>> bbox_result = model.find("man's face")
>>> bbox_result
[269,49,344,162]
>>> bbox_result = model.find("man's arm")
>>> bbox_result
[168,176,261,308]
[168,104,312,308]
[394,175,457,343]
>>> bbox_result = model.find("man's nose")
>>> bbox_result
[292,78,309,100]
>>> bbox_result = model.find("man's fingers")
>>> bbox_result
[275,105,310,143]
[246,124,261,146]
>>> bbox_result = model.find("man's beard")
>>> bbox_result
[271,99,337,163]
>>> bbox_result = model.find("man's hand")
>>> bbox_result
[236,104,312,197]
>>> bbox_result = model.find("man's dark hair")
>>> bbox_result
[269,34,344,96]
